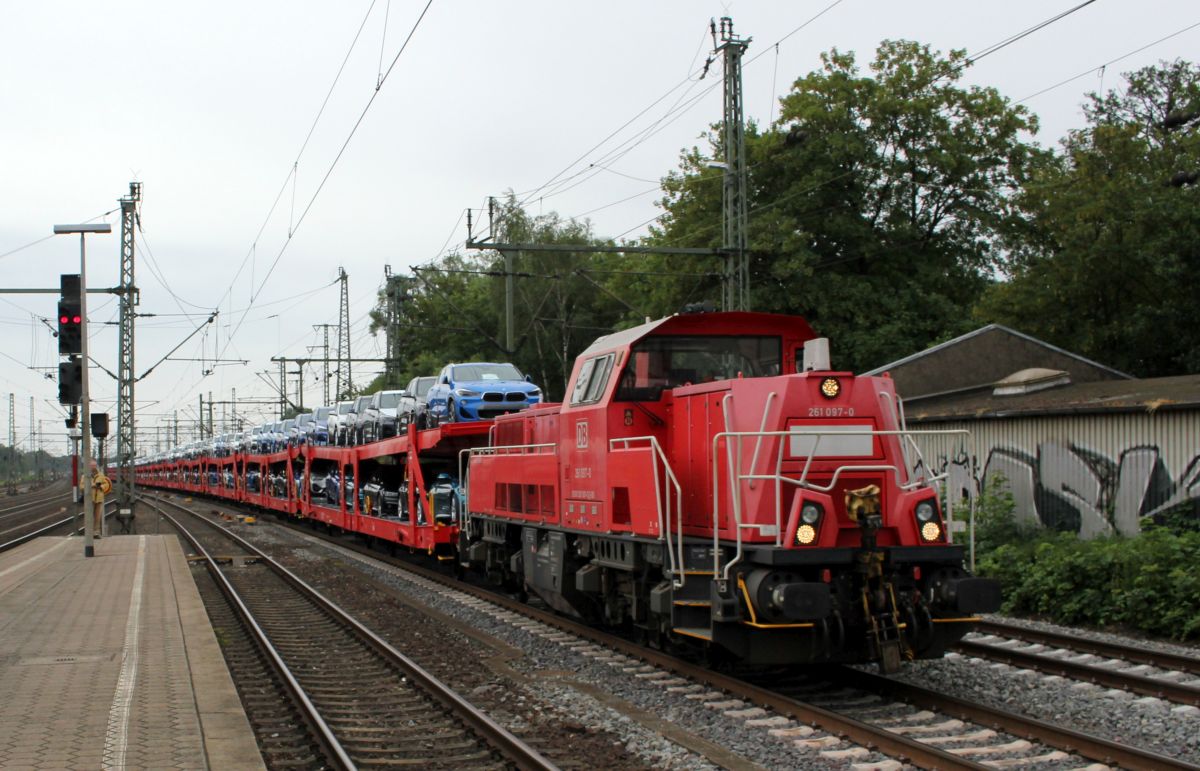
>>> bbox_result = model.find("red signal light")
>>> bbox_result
[72,315,81,323]
[60,315,69,323]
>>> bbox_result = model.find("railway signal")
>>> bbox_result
[57,300,82,354]
[58,273,82,355]
[58,356,82,404]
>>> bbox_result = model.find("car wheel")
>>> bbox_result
[446,400,457,424]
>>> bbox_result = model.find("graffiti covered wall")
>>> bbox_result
[913,411,1200,538]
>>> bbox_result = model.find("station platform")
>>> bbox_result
[0,535,263,770]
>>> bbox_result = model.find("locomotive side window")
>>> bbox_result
[615,335,782,401]
[570,353,616,406]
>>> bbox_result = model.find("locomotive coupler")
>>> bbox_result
[850,493,910,673]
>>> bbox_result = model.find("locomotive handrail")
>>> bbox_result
[609,436,684,589]
[458,443,558,524]
[711,427,973,580]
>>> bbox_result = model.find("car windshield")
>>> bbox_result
[414,377,435,397]
[453,363,523,382]
[379,392,402,409]
[337,402,352,414]
[315,406,333,419]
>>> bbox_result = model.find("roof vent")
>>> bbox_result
[993,368,1071,396]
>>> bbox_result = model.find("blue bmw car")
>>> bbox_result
[426,362,541,423]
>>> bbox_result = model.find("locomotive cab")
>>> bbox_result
[462,311,1000,670]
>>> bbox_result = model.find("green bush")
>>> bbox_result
[978,528,1200,641]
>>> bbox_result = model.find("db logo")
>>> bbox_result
[575,420,589,449]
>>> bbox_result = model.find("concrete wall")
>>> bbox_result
[908,410,1200,538]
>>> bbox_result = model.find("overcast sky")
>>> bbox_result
[2,0,1196,454]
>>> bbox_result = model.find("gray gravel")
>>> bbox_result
[987,612,1200,660]
[264,525,894,770]
[161,501,1200,769]
[890,649,1200,765]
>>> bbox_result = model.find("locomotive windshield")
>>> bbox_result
[615,335,781,401]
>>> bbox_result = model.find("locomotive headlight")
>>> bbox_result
[920,521,942,542]
[915,500,937,522]
[796,524,817,545]
[819,377,840,399]
[800,503,822,524]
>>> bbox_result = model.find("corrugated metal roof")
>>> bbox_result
[904,374,1200,421]
[863,324,1132,379]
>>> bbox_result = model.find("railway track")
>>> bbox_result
[143,496,555,771]
[956,619,1200,706]
[0,498,116,553]
[156,494,1200,771]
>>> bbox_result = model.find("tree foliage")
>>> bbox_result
[641,41,1044,372]
[361,49,1200,406]
[979,60,1200,376]
[366,196,630,401]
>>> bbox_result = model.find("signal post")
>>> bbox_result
[54,223,111,557]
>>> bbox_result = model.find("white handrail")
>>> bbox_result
[459,442,558,518]
[710,427,973,580]
[610,436,684,588]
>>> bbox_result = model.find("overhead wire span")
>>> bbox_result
[1018,20,1200,103]
[519,1,845,213]
[964,0,1099,66]
[603,1,1109,245]
[0,207,118,262]
[211,0,381,316]
[219,0,435,365]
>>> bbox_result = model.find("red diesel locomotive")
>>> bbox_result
[138,311,999,671]
[459,311,998,670]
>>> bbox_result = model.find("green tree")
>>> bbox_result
[366,196,627,400]
[979,60,1200,376]
[639,40,1044,372]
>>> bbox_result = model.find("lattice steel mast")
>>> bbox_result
[715,17,750,311]
[116,182,141,509]
[336,267,351,399]
[383,265,404,384]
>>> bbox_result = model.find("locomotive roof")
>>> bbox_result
[578,311,816,358]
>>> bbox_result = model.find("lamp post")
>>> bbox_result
[54,222,111,557]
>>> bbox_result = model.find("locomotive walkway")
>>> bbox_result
[0,534,263,770]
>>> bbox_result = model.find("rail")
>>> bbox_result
[609,435,684,588]
[711,427,973,580]
[150,495,555,771]
[0,500,117,553]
